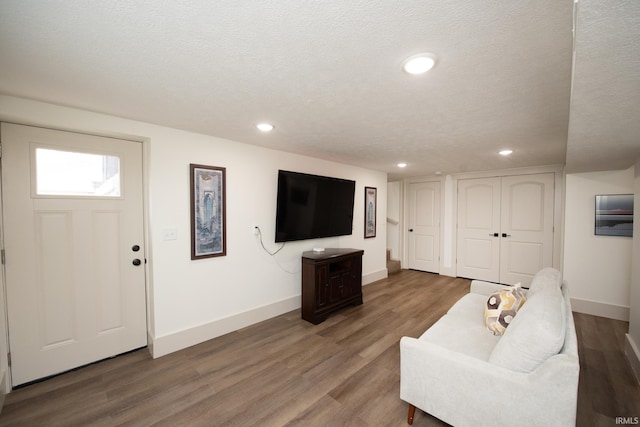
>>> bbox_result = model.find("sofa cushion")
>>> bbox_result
[489,285,566,373]
[447,292,488,323]
[526,267,561,298]
[484,283,526,336]
[420,314,501,361]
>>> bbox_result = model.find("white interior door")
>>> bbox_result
[500,173,554,286]
[407,181,440,273]
[1,123,147,386]
[456,177,501,282]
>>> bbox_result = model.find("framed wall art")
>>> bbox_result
[595,194,633,237]
[364,186,377,238]
[190,164,227,259]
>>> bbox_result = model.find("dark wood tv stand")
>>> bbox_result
[301,248,364,324]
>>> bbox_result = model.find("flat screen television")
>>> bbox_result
[275,170,356,243]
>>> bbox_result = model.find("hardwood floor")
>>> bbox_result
[575,312,640,426]
[0,270,638,426]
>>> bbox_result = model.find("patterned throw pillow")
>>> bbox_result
[485,283,527,336]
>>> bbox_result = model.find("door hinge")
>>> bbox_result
[1,249,4,265]
[7,352,10,367]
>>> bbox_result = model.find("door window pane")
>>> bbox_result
[35,148,121,197]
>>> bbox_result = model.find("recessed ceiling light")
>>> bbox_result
[402,53,437,75]
[256,123,274,132]
[397,163,408,168]
[499,149,513,156]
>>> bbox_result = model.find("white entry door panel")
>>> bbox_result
[500,174,555,285]
[1,123,147,386]
[407,181,440,273]
[456,178,501,282]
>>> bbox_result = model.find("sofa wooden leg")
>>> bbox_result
[407,404,416,425]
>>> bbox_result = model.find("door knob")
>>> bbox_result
[489,233,499,237]
[132,258,141,266]
[409,229,414,232]
[132,245,140,252]
[502,233,512,238]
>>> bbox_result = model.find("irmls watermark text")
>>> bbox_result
[616,417,640,425]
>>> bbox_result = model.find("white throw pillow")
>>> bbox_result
[489,285,566,373]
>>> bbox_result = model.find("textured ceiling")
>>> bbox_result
[566,0,640,173]
[0,1,637,179]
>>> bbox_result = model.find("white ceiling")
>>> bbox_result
[0,1,638,179]
[566,0,640,173]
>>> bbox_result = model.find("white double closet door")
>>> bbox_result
[456,173,555,287]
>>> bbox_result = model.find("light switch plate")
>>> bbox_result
[163,228,178,240]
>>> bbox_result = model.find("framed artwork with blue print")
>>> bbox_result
[364,186,377,238]
[595,194,633,237]
[190,164,227,259]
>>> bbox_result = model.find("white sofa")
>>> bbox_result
[400,268,579,427]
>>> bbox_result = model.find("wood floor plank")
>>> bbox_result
[0,270,637,426]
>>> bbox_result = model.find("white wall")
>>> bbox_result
[0,200,8,395]
[563,168,635,320]
[627,160,640,381]
[0,95,388,361]
[386,181,402,259]
[441,174,455,277]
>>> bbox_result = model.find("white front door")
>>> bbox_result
[407,181,440,273]
[499,173,555,285]
[1,123,147,386]
[456,177,501,282]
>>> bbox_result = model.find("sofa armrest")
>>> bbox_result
[469,280,511,296]
[400,336,578,427]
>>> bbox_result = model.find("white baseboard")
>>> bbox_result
[0,368,8,414]
[0,368,8,393]
[570,297,630,321]
[146,331,154,358]
[151,296,300,358]
[626,334,640,385]
[363,269,388,285]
